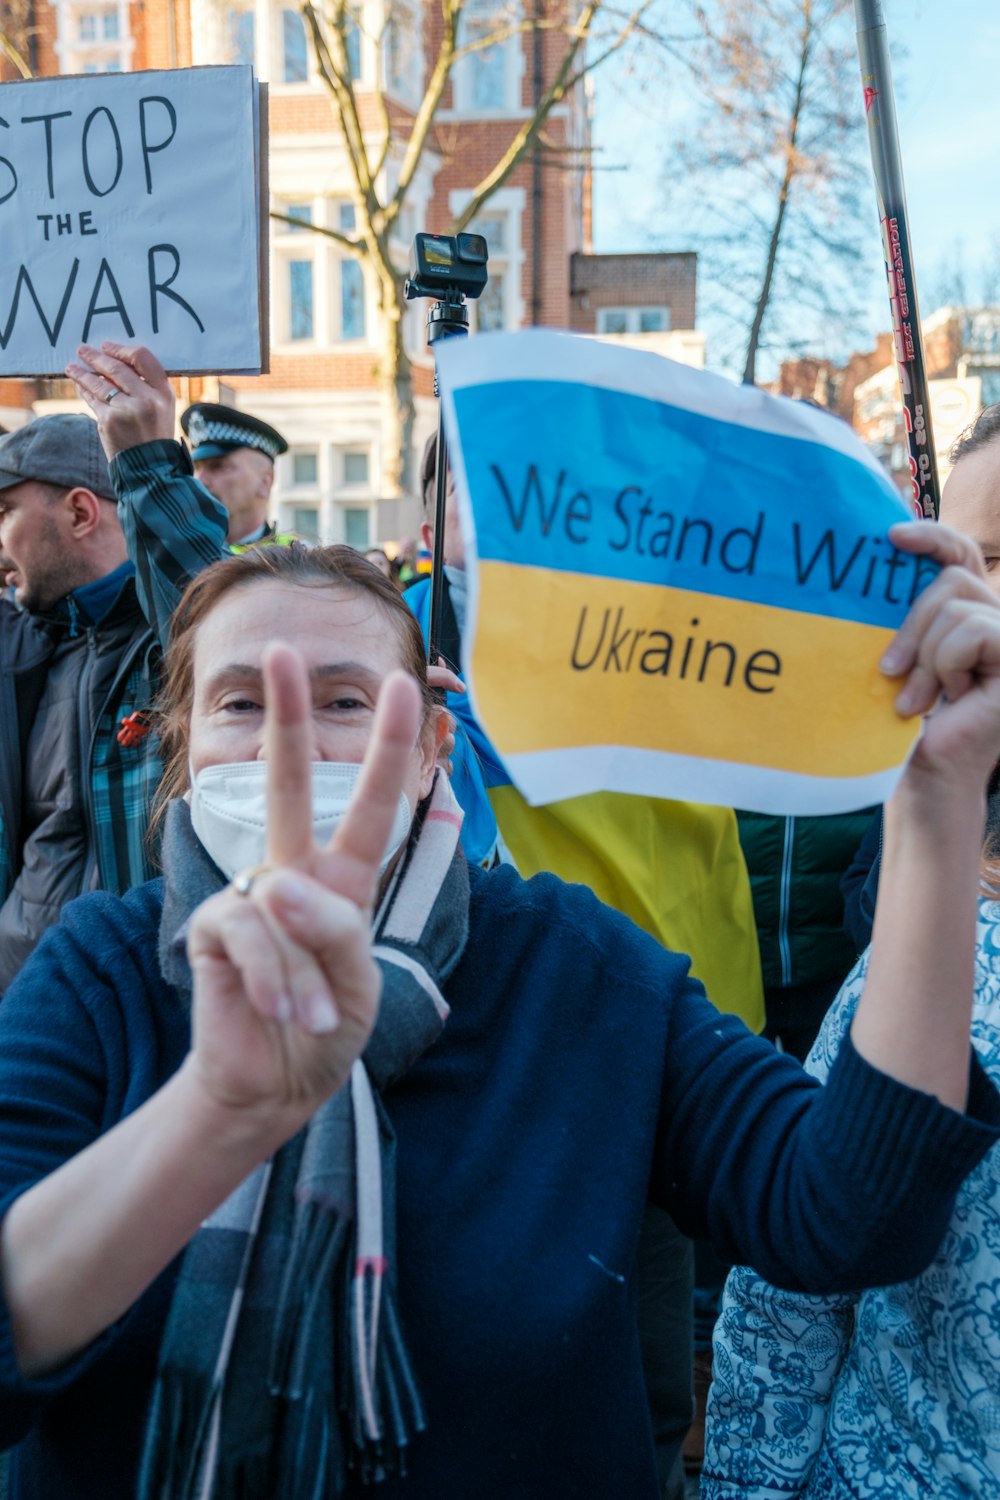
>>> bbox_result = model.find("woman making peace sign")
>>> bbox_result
[1,531,999,1500]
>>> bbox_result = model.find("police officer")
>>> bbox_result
[180,403,294,549]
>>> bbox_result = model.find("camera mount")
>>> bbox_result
[406,232,489,671]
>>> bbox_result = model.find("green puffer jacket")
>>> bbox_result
[735,809,875,992]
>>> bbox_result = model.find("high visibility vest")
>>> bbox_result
[228,525,300,554]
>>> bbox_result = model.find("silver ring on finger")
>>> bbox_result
[231,864,272,897]
[104,387,120,405]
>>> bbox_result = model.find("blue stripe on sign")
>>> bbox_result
[454,381,931,630]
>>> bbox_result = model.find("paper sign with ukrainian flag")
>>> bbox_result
[436,330,936,816]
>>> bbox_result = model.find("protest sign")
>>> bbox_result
[0,65,265,376]
[438,330,935,816]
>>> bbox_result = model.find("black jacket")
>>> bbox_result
[0,581,161,992]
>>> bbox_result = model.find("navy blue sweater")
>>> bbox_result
[2,865,999,1500]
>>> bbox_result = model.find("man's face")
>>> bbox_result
[0,481,79,612]
[421,469,465,570]
[193,447,273,525]
[940,443,1000,600]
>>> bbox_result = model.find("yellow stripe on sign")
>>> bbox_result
[471,560,919,779]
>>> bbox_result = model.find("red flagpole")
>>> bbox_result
[854,0,940,519]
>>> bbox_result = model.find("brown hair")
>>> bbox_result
[951,402,1000,466]
[948,405,1000,892]
[152,543,434,832]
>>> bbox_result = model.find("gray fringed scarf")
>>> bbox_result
[138,773,468,1499]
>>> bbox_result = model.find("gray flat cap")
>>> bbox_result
[0,415,115,501]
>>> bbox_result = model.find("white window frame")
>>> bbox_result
[335,445,373,492]
[338,258,367,343]
[289,503,322,541]
[276,3,312,85]
[226,2,257,65]
[336,500,374,547]
[452,0,523,116]
[308,0,371,90]
[287,446,321,490]
[271,196,373,351]
[190,0,331,83]
[53,0,134,74]
[380,0,422,108]
[596,306,672,335]
[273,197,325,349]
[449,187,525,333]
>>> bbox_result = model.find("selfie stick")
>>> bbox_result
[855,0,940,519]
[425,302,469,670]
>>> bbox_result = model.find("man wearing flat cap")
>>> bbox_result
[180,402,295,549]
[0,414,162,993]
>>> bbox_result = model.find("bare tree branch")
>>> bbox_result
[281,0,650,495]
[652,0,864,381]
[270,209,365,255]
[388,0,464,225]
[452,0,649,233]
[0,29,31,76]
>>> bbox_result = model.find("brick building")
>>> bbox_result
[766,308,1000,495]
[764,334,895,426]
[569,249,704,368]
[570,250,696,335]
[1,0,699,543]
[851,307,1000,488]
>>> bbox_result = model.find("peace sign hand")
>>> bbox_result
[186,643,422,1136]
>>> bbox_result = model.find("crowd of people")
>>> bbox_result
[2,341,1000,1500]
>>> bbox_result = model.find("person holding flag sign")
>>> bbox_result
[6,328,987,1500]
[0,512,999,1500]
[408,431,763,1498]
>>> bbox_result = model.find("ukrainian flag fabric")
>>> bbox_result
[488,783,764,1030]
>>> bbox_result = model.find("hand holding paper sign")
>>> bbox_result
[881,520,1000,784]
[66,342,175,459]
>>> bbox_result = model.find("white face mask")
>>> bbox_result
[189,760,412,880]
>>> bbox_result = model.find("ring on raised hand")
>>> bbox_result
[104,388,120,405]
[232,865,271,897]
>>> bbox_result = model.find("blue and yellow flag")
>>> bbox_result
[488,783,764,1028]
[438,331,933,818]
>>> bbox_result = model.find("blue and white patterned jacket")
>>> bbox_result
[702,900,1000,1499]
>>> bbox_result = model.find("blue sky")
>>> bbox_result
[592,0,1000,370]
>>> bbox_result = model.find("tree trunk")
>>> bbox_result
[374,268,415,501]
[742,170,794,386]
[741,1,812,385]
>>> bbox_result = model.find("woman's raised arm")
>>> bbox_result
[852,521,1000,1109]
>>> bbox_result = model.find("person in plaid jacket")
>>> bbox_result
[0,414,162,994]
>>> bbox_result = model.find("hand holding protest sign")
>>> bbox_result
[67,342,176,458]
[879,519,1000,786]
[437,331,947,816]
[0,66,264,376]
